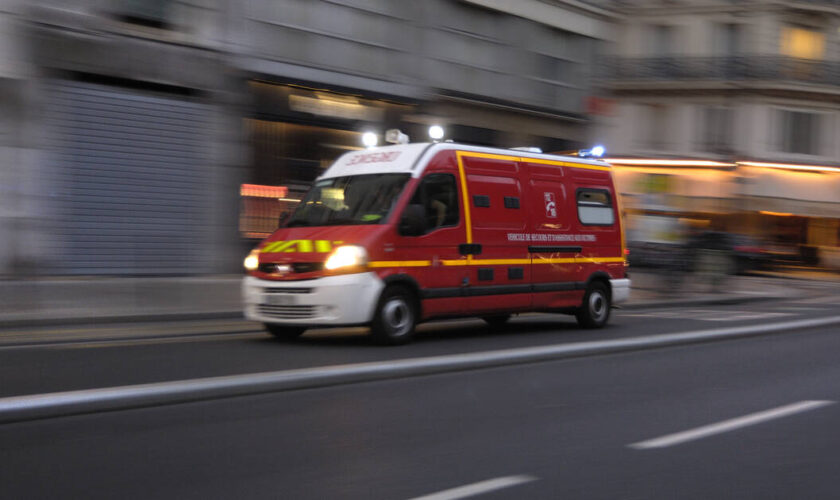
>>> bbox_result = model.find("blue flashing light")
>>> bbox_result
[579,145,606,158]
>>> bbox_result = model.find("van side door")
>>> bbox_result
[392,157,470,318]
[523,160,585,309]
[459,152,532,313]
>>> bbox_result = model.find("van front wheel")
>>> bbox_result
[370,286,417,345]
[576,282,611,328]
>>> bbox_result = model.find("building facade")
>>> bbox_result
[596,0,840,263]
[0,0,614,276]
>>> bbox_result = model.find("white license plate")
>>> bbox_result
[264,294,298,306]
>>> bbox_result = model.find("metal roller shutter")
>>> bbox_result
[44,80,213,275]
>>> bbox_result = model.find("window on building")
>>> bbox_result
[715,23,742,55]
[645,104,668,149]
[780,26,825,60]
[778,110,821,155]
[701,106,734,152]
[650,25,675,56]
[577,189,615,226]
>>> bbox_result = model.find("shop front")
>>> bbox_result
[240,81,414,242]
[609,158,840,269]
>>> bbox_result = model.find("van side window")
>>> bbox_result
[409,173,459,231]
[577,188,614,226]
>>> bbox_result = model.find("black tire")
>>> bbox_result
[264,324,306,340]
[482,314,511,328]
[575,282,611,329]
[370,285,418,345]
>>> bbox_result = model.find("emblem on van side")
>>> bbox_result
[544,192,557,218]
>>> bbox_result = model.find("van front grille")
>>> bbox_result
[292,262,324,273]
[264,287,312,294]
[259,262,324,274]
[258,304,318,319]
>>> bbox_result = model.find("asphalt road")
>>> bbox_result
[1,286,839,397]
[2,287,840,499]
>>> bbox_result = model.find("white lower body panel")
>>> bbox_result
[242,273,385,326]
[610,278,631,304]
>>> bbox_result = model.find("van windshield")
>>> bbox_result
[285,174,411,227]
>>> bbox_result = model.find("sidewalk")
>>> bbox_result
[0,276,244,329]
[625,270,807,309]
[0,269,837,329]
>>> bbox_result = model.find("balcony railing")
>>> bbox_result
[604,56,840,87]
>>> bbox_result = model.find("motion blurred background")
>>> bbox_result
[1,0,839,285]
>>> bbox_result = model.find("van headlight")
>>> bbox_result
[324,245,368,272]
[243,249,260,272]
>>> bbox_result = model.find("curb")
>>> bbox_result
[2,315,840,424]
[621,293,797,310]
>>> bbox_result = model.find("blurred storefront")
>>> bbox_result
[239,81,414,241]
[610,158,840,267]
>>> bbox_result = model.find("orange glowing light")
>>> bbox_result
[737,161,840,173]
[759,211,794,217]
[240,184,289,198]
[606,159,735,168]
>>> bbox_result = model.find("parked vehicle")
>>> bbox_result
[729,234,773,274]
[242,139,630,344]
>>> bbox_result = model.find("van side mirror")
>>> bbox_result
[398,204,427,236]
[278,210,291,227]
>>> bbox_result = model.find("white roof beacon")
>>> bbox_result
[385,129,410,145]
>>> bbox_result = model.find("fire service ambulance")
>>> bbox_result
[243,134,630,344]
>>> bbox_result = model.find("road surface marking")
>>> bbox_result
[4,316,840,424]
[409,475,537,500]
[629,400,835,450]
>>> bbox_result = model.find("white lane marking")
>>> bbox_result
[629,400,835,450]
[409,475,537,500]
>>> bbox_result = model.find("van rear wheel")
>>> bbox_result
[370,285,417,345]
[264,324,306,340]
[482,314,511,328]
[576,282,611,328]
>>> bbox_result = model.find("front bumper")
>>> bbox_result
[242,273,385,326]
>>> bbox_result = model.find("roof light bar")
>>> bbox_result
[385,129,409,145]
[362,132,378,148]
[429,125,445,141]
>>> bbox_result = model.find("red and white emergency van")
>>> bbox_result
[242,140,630,344]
